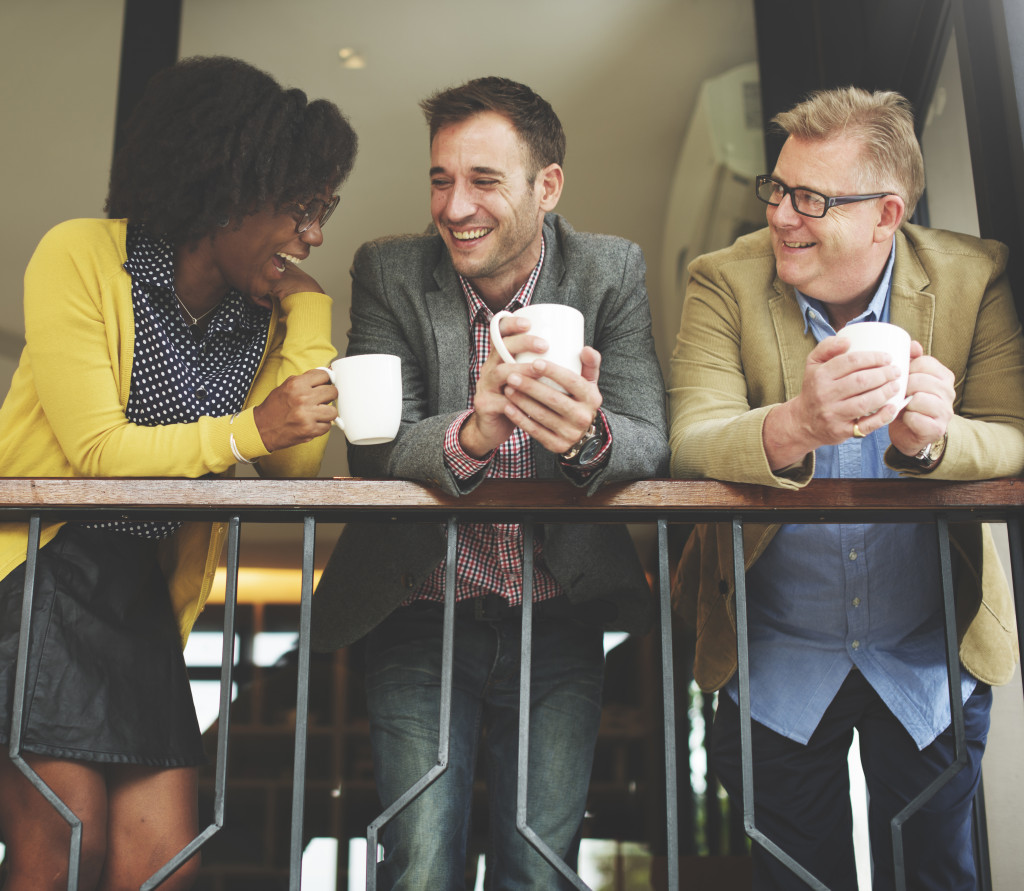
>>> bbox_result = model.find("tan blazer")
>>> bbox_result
[668,223,1024,692]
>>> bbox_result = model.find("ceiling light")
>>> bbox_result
[338,47,366,69]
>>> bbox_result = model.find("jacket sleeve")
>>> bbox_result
[570,240,669,493]
[886,244,1024,479]
[667,249,813,488]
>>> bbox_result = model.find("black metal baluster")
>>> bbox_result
[657,518,680,891]
[1008,516,1024,704]
[733,517,828,889]
[9,515,82,891]
[288,514,317,889]
[365,516,458,888]
[891,516,967,891]
[143,515,242,888]
[515,519,591,889]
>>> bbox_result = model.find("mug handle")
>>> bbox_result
[488,311,518,364]
[316,366,346,431]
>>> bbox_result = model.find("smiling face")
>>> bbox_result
[768,135,904,328]
[208,201,325,303]
[429,111,562,309]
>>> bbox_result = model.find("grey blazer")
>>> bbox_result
[311,214,669,649]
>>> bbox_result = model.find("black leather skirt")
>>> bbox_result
[0,524,205,767]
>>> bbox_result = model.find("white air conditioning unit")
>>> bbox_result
[658,62,766,354]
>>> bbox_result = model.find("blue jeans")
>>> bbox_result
[364,599,605,890]
[711,669,991,890]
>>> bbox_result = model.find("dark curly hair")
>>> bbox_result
[105,56,358,245]
[419,76,565,181]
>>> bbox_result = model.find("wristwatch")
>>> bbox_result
[561,423,605,466]
[911,435,947,470]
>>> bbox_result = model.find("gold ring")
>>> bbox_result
[852,422,866,439]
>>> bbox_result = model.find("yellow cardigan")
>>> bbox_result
[0,218,335,644]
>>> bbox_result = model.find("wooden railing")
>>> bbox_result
[2,476,1023,891]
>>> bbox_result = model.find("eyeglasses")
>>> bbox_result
[294,194,340,233]
[755,175,891,219]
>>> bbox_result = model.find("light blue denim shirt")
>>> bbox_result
[726,242,976,749]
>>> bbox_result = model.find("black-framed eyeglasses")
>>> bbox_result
[755,174,892,219]
[294,194,340,233]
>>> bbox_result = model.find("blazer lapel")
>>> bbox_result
[888,229,935,354]
[535,214,573,303]
[531,216,569,478]
[767,279,816,402]
[428,255,471,413]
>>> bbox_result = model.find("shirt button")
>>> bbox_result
[849,549,858,561]
[195,386,208,401]
[852,597,861,608]
[852,640,861,650]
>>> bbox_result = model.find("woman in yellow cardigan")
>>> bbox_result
[0,57,357,891]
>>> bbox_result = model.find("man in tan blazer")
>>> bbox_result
[669,86,1024,889]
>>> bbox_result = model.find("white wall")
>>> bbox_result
[0,0,124,356]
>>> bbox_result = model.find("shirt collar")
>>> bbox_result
[459,234,546,323]
[795,239,896,338]
[124,223,268,333]
[123,224,177,290]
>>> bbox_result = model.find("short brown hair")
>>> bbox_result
[772,86,925,219]
[419,76,565,180]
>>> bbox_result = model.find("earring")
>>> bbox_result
[217,217,230,228]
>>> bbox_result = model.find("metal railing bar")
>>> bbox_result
[150,517,241,882]
[365,516,458,889]
[515,520,591,891]
[2,483,1019,888]
[973,777,993,891]
[733,516,829,890]
[288,514,317,889]
[657,518,680,891]
[143,515,243,889]
[891,516,967,891]
[9,514,83,891]
[1008,516,1024,703]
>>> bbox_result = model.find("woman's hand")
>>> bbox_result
[252,367,337,451]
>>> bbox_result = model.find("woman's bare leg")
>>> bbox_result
[99,764,200,891]
[0,752,109,891]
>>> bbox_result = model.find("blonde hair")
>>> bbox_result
[772,86,925,219]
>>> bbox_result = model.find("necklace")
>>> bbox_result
[172,288,219,327]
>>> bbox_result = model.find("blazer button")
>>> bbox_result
[401,574,416,589]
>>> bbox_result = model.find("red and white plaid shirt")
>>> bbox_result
[410,238,565,607]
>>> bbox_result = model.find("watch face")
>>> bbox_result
[577,434,604,465]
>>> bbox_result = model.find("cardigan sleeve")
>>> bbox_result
[21,219,332,480]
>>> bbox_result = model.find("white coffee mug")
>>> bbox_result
[319,354,402,445]
[836,321,912,411]
[489,304,584,393]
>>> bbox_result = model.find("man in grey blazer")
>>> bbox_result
[312,77,668,888]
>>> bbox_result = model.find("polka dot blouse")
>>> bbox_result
[85,224,271,539]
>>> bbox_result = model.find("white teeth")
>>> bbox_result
[276,252,302,264]
[451,228,490,241]
[784,241,814,248]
